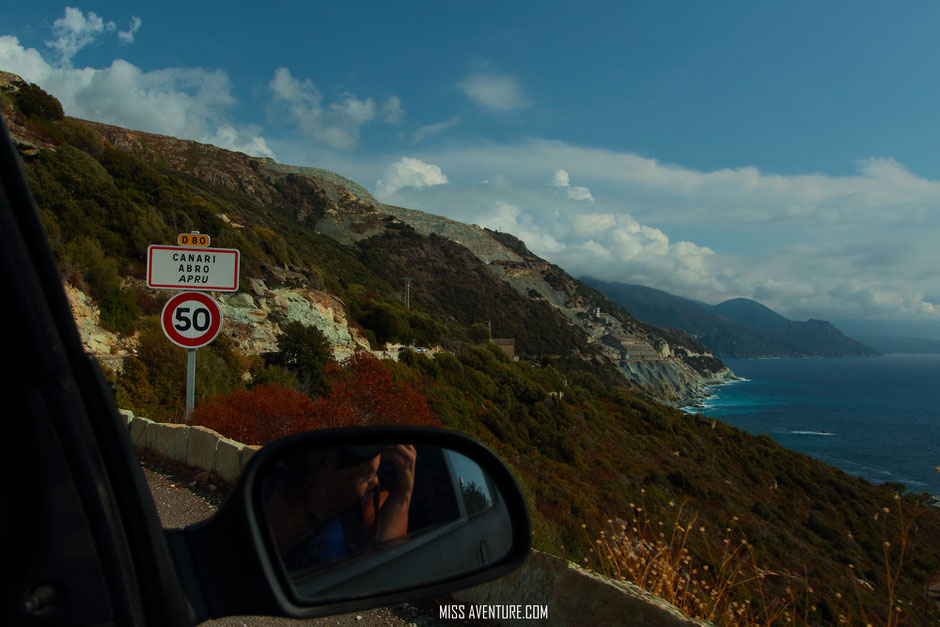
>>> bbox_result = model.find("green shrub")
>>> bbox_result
[271,321,331,397]
[15,82,64,120]
[98,289,140,334]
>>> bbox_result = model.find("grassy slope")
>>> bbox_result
[6,97,938,622]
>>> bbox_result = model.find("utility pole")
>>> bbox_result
[402,277,414,310]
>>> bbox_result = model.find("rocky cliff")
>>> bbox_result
[382,207,734,403]
[1,75,731,404]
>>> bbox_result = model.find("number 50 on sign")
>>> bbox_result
[161,292,223,349]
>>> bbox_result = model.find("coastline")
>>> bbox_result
[679,374,745,414]
[678,355,940,499]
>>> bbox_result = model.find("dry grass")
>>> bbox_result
[584,496,803,624]
[582,492,929,626]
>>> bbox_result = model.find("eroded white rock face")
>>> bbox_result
[64,283,123,355]
[65,280,378,365]
[216,280,371,357]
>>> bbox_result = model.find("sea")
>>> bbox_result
[682,354,940,496]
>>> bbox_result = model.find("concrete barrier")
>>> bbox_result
[215,436,246,483]
[186,426,221,474]
[128,415,152,448]
[121,410,258,484]
[147,422,190,464]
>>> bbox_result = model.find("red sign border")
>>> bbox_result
[161,292,224,349]
[147,245,240,292]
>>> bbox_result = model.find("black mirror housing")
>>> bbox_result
[172,426,531,621]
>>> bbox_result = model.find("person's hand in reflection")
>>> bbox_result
[363,444,417,542]
[265,444,417,573]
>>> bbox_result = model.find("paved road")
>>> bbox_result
[139,452,480,627]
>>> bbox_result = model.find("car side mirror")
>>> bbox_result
[169,427,530,621]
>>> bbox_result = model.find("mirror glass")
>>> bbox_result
[259,442,516,602]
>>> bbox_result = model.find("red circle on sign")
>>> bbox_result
[161,292,223,348]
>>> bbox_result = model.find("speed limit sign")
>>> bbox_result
[161,291,223,349]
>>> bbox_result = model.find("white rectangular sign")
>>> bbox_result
[147,245,240,292]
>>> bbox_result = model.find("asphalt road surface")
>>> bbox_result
[139,451,490,627]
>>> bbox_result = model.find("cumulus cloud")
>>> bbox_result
[475,201,565,253]
[374,157,448,198]
[371,138,940,322]
[0,32,275,159]
[46,7,115,64]
[553,168,594,202]
[458,71,531,112]
[268,67,402,151]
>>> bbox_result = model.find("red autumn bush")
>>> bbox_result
[310,351,441,428]
[191,383,316,445]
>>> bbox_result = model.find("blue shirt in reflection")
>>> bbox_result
[283,492,378,572]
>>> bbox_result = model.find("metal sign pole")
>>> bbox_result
[186,348,196,421]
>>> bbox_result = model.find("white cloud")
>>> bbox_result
[458,71,531,112]
[381,96,404,124]
[207,124,275,160]
[552,169,569,187]
[0,35,51,80]
[567,186,594,202]
[412,116,461,142]
[371,138,940,322]
[268,67,402,151]
[477,201,565,253]
[0,35,275,159]
[118,17,142,44]
[46,7,115,64]
[552,168,594,202]
[375,157,448,198]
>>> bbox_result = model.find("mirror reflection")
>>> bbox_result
[261,442,514,602]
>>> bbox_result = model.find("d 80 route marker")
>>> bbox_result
[147,245,240,292]
[161,292,223,349]
[178,232,210,247]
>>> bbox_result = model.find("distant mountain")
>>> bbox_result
[583,279,880,358]
[854,335,940,354]
[711,298,790,329]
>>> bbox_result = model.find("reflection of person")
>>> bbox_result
[265,444,417,572]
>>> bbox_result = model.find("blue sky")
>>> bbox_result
[5,3,940,338]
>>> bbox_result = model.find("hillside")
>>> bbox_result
[3,73,938,624]
[585,279,880,358]
[62,122,734,406]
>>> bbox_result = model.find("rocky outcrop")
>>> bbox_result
[383,205,523,264]
[30,93,729,404]
[620,358,733,406]
[63,283,137,364]
[382,205,730,403]
[217,280,371,360]
[64,277,379,367]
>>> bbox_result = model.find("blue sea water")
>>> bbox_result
[683,355,940,495]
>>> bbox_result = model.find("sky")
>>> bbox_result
[4,2,940,339]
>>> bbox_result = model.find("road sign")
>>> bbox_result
[161,292,223,349]
[178,232,211,247]
[147,245,240,291]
